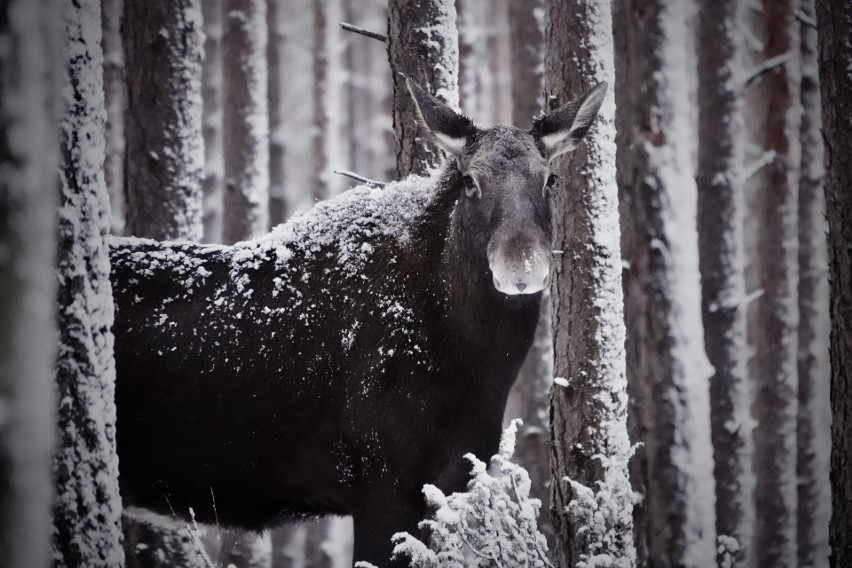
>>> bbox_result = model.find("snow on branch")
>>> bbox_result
[339,22,387,42]
[334,169,386,188]
[377,420,552,568]
[742,52,793,87]
[742,150,777,181]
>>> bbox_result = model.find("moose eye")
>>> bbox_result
[462,175,480,199]
[546,174,559,188]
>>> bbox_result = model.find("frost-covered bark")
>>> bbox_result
[201,0,224,242]
[815,0,852,564]
[613,0,716,564]
[457,0,490,122]
[796,1,831,565]
[695,0,754,564]
[222,0,269,243]
[0,1,59,566]
[748,2,801,565]
[53,0,124,564]
[101,0,124,235]
[545,1,635,566]
[387,0,459,177]
[123,0,204,242]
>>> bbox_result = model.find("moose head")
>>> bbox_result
[407,78,607,296]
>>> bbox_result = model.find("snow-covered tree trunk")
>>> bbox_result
[222,0,269,243]
[101,0,125,235]
[695,0,753,563]
[201,0,224,242]
[53,0,125,564]
[387,0,459,177]
[815,0,852,564]
[123,0,204,242]
[795,1,831,565]
[457,0,490,122]
[0,2,60,566]
[268,0,287,226]
[545,1,635,566]
[748,2,801,565]
[612,0,716,564]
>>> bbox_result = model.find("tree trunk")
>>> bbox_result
[613,0,717,564]
[546,1,636,566]
[53,0,125,564]
[222,0,269,243]
[815,0,852,565]
[0,2,60,566]
[268,0,287,226]
[101,0,125,235]
[123,0,204,242]
[749,2,801,565]
[201,0,224,243]
[387,0,459,177]
[312,0,329,199]
[508,0,543,129]
[796,0,831,565]
[695,0,753,564]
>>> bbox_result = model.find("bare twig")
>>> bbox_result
[743,52,793,87]
[795,9,817,29]
[334,169,386,188]
[339,22,387,42]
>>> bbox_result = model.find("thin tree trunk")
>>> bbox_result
[546,1,635,566]
[101,0,125,235]
[796,1,831,565]
[613,0,717,564]
[268,0,287,226]
[750,2,801,565]
[695,0,753,564]
[0,2,60,566]
[508,0,543,129]
[123,0,204,242]
[815,0,852,564]
[201,0,224,243]
[387,0,459,177]
[312,0,329,199]
[222,0,269,243]
[53,0,125,564]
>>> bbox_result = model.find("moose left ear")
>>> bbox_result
[406,77,478,156]
[531,82,608,160]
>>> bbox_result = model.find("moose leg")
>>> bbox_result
[350,492,425,568]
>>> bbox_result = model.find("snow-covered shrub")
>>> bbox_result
[388,420,552,568]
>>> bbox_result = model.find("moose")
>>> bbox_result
[110,79,607,566]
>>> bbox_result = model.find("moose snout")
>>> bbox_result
[488,232,551,296]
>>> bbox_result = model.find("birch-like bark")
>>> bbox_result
[101,0,125,235]
[695,0,754,563]
[546,1,635,565]
[222,0,269,243]
[796,1,831,565]
[123,0,204,242]
[53,0,125,564]
[387,0,459,177]
[815,0,852,564]
[749,2,801,565]
[613,0,716,564]
[0,2,59,566]
[201,0,224,242]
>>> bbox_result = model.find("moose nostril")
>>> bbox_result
[516,282,527,292]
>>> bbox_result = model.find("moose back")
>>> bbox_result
[110,80,606,566]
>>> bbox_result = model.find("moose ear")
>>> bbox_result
[531,82,608,160]
[406,77,477,156]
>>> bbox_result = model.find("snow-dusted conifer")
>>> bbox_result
[695,0,754,564]
[387,0,459,177]
[391,421,551,568]
[52,0,124,564]
[544,1,637,566]
[613,0,717,564]
[0,1,60,566]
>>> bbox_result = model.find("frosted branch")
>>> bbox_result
[743,151,777,181]
[339,22,387,42]
[334,169,386,188]
[743,52,793,87]
[794,9,817,29]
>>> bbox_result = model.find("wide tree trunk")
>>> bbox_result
[387,0,459,177]
[53,0,125,564]
[796,0,831,565]
[222,0,269,243]
[613,0,717,564]
[123,0,204,242]
[201,0,224,243]
[101,0,125,235]
[815,0,852,565]
[0,1,60,566]
[545,1,635,566]
[695,0,753,564]
[748,2,801,565]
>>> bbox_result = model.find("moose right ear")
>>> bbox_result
[406,77,477,156]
